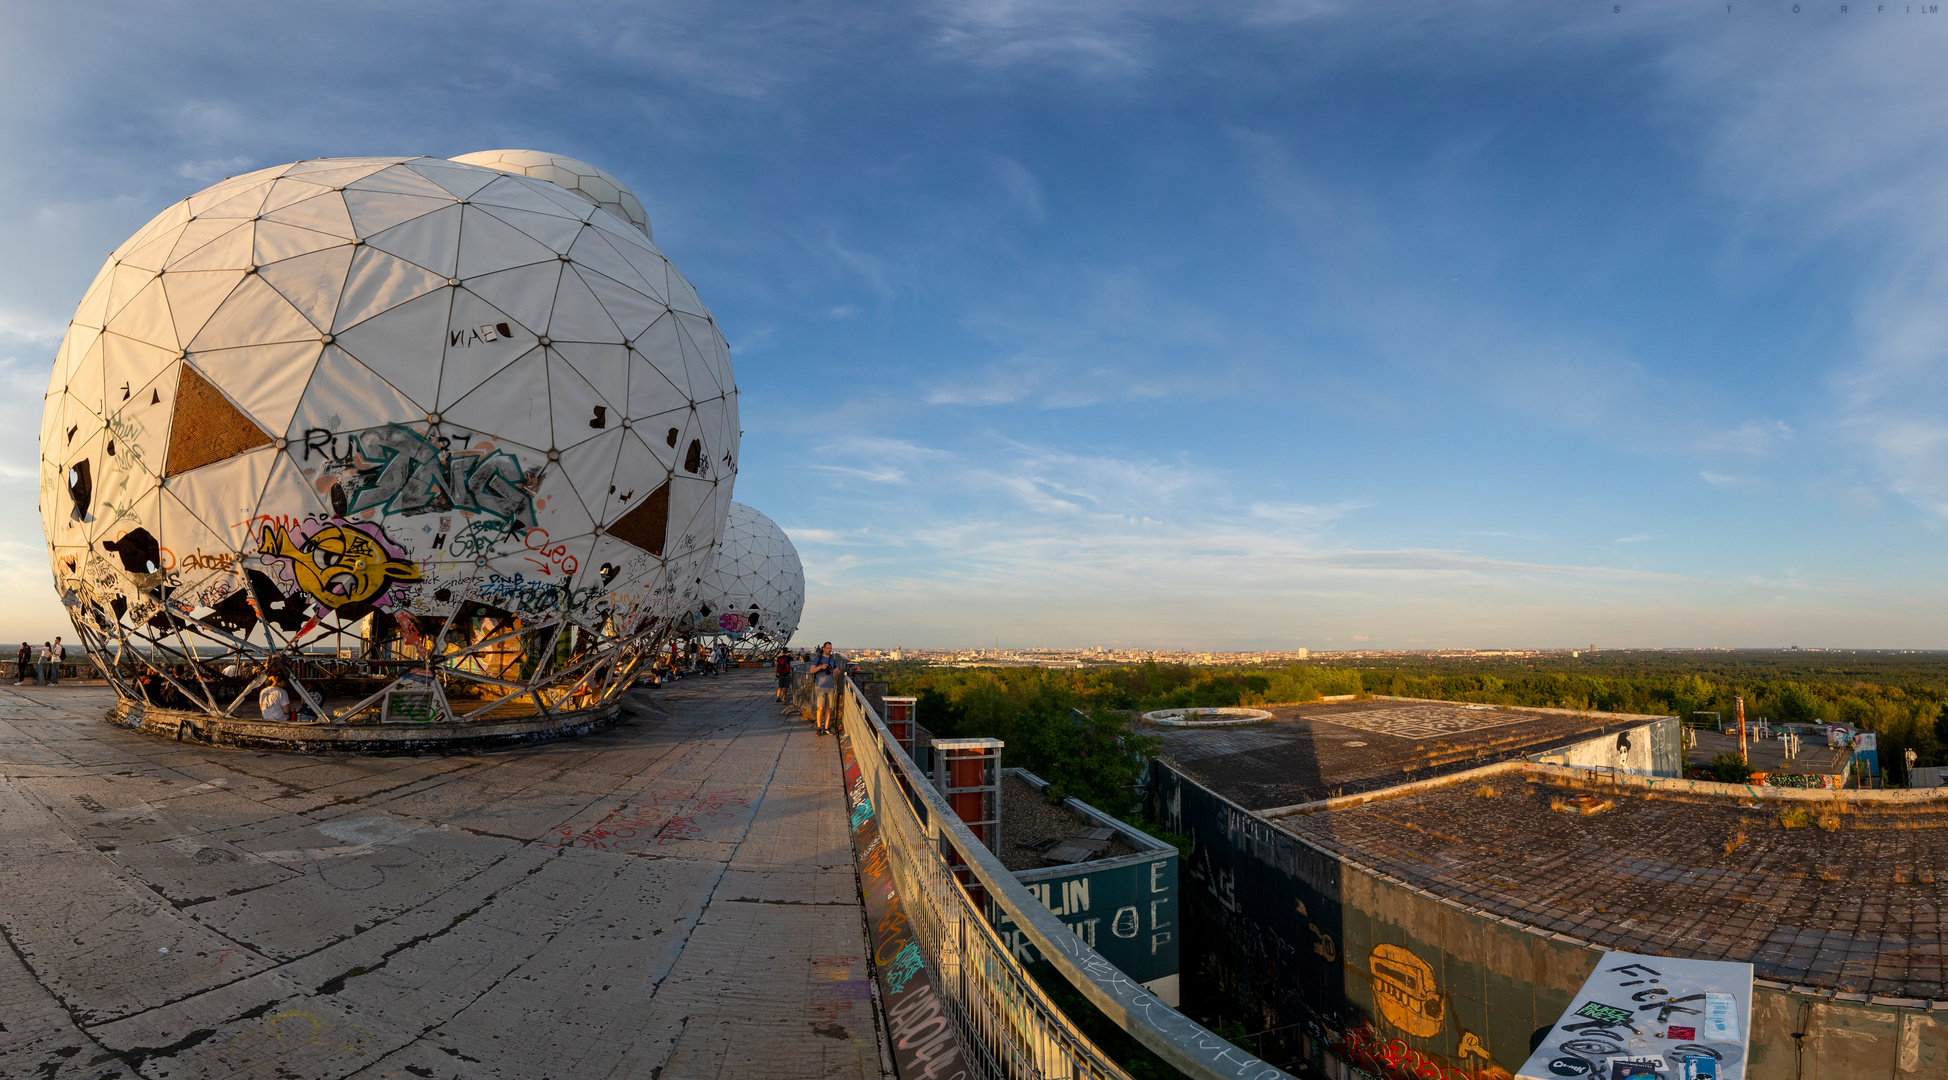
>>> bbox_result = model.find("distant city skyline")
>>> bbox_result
[4,5,1947,647]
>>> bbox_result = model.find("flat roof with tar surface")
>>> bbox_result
[1687,727,1854,775]
[0,673,888,1079]
[1275,775,1948,1000]
[1152,697,1668,811]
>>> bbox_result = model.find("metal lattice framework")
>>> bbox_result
[687,501,803,658]
[41,153,737,727]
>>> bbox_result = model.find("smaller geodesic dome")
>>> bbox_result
[689,502,802,655]
[449,150,651,239]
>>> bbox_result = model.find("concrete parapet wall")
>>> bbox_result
[1261,757,1948,821]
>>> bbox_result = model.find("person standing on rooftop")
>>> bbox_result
[15,642,28,685]
[810,641,842,735]
[774,650,792,703]
[49,637,63,684]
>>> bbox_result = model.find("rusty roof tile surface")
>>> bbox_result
[1155,698,1667,810]
[1275,778,1948,999]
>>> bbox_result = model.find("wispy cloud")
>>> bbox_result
[1698,420,1794,456]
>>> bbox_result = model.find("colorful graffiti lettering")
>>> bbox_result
[332,424,534,526]
[1334,1024,1508,1080]
[474,572,567,613]
[522,527,579,576]
[470,573,604,615]
[883,941,925,994]
[718,612,749,633]
[258,519,421,610]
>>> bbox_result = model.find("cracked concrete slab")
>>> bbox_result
[0,674,890,1079]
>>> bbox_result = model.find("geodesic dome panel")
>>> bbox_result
[690,502,802,654]
[42,155,737,723]
[449,150,652,240]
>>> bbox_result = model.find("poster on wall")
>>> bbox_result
[1515,951,1751,1080]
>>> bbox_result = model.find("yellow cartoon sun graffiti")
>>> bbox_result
[259,522,420,609]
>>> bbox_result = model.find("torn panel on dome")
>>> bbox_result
[163,364,276,477]
[187,340,321,440]
[604,429,668,524]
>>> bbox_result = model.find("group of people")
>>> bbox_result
[14,638,65,686]
[771,641,844,736]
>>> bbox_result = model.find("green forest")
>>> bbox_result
[865,650,1948,790]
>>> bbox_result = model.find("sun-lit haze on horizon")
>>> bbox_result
[3,2,1947,650]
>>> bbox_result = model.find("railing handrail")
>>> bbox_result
[845,677,1297,1080]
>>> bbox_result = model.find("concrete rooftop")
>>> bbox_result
[1153,698,1668,810]
[1275,775,1948,1000]
[0,672,888,1079]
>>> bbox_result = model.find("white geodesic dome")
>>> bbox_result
[41,155,737,723]
[691,502,802,655]
[449,150,651,239]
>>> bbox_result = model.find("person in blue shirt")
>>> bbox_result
[809,641,843,735]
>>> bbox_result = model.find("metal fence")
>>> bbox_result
[842,678,1296,1080]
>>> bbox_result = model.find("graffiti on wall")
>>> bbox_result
[257,518,421,612]
[1371,945,1445,1038]
[1149,761,1579,1080]
[306,423,537,528]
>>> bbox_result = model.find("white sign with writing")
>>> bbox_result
[1515,951,1752,1080]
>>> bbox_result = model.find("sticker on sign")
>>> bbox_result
[1514,951,1752,1080]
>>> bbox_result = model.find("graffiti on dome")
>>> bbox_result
[304,424,537,527]
[257,517,421,612]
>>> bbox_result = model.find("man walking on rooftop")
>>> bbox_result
[810,641,842,735]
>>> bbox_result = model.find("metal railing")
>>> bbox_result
[843,678,1296,1080]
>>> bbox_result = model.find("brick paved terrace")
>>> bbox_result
[1277,773,1948,1000]
[0,671,889,1079]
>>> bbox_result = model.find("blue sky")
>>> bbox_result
[3,1,1946,650]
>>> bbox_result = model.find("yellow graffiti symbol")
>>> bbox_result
[1369,943,1445,1038]
[224,1009,367,1054]
[1310,922,1337,963]
[1458,1030,1491,1061]
[260,523,420,609]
